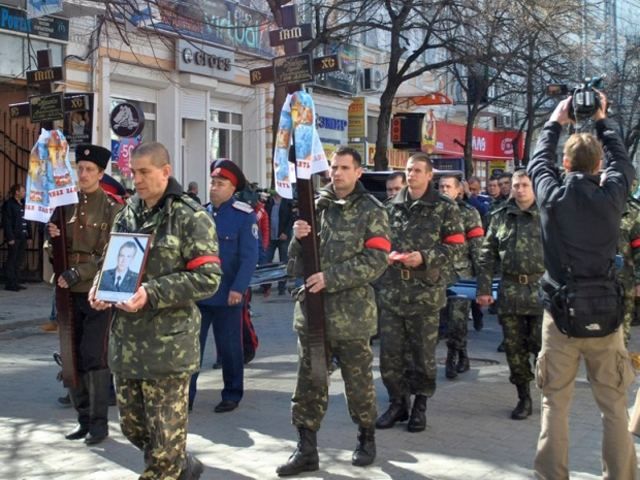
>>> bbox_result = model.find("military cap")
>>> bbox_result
[100,173,127,202]
[76,144,111,170]
[210,159,246,192]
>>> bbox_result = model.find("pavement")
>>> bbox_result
[1,282,640,479]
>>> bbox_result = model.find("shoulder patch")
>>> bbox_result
[232,200,253,214]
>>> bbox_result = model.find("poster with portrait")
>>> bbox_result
[63,93,94,148]
[96,233,151,303]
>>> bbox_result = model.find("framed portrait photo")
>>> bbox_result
[95,233,152,303]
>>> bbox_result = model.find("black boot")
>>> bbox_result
[178,454,204,480]
[445,348,458,379]
[456,348,470,374]
[66,374,90,440]
[375,396,409,429]
[407,395,427,433]
[276,427,319,476]
[85,369,110,444]
[352,426,376,467]
[511,383,532,420]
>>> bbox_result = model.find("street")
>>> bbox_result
[0,283,639,479]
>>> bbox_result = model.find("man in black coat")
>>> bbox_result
[264,192,294,295]
[2,184,28,291]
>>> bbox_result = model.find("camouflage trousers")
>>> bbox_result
[623,294,635,346]
[380,309,439,400]
[443,296,470,351]
[500,315,541,385]
[115,373,190,480]
[292,335,376,432]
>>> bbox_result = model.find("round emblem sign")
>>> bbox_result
[110,102,145,138]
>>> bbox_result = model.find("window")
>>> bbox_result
[209,109,242,163]
[0,33,64,79]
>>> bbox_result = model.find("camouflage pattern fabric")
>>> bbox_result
[617,198,640,343]
[379,310,440,400]
[500,315,541,385]
[115,373,190,480]
[445,297,471,350]
[288,181,390,341]
[291,336,376,431]
[107,177,222,379]
[476,198,544,316]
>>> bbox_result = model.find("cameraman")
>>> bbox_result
[528,93,637,479]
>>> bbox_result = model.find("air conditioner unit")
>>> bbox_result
[495,115,512,129]
[361,68,382,91]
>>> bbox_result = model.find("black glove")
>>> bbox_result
[60,268,81,287]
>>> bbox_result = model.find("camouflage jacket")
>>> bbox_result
[288,181,390,340]
[453,199,484,281]
[376,185,464,316]
[107,177,222,379]
[476,198,544,315]
[618,197,640,294]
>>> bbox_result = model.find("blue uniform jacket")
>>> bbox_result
[198,198,259,307]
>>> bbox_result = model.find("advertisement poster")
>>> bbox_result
[24,129,78,223]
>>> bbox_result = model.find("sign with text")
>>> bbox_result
[273,53,313,87]
[0,5,69,41]
[63,93,94,148]
[269,23,312,46]
[348,97,367,139]
[27,66,63,85]
[29,92,64,122]
[176,40,234,80]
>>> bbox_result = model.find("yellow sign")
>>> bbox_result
[348,97,367,139]
[421,109,437,154]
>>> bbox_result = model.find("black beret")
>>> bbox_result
[75,144,111,170]
[210,159,246,192]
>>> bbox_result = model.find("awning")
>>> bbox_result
[393,92,453,110]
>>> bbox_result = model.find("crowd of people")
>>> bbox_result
[2,91,640,479]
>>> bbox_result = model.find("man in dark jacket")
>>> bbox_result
[3,184,28,291]
[527,94,637,479]
[264,191,294,295]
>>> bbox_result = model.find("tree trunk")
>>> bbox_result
[373,82,400,171]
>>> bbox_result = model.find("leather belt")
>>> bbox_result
[391,264,430,281]
[68,252,98,264]
[502,272,543,285]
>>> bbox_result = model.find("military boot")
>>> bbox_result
[407,395,427,432]
[276,427,319,476]
[511,383,532,420]
[66,374,90,440]
[178,454,204,480]
[375,396,409,429]
[352,426,376,467]
[85,369,110,444]
[445,348,458,379]
[456,348,470,373]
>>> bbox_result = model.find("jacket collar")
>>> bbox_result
[390,182,439,206]
[131,177,184,213]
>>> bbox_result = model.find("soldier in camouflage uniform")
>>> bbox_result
[90,142,221,480]
[617,195,640,344]
[375,153,464,434]
[476,170,544,420]
[277,147,390,476]
[438,176,484,380]
[48,144,122,445]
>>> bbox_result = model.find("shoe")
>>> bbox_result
[65,425,90,440]
[17,284,27,290]
[456,348,470,373]
[276,427,319,476]
[407,395,427,433]
[375,397,409,429]
[4,285,20,291]
[511,383,532,420]
[497,341,505,353]
[214,400,238,413]
[445,348,457,379]
[352,426,376,467]
[85,431,108,445]
[57,393,72,408]
[178,454,204,480]
[40,321,58,333]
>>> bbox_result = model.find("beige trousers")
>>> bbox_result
[534,311,637,480]
[630,388,640,436]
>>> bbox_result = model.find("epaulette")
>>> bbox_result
[180,194,202,212]
[364,192,384,209]
[232,200,253,214]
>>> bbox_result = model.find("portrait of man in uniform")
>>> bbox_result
[96,234,149,302]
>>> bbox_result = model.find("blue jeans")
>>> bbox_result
[189,305,244,407]
[266,239,289,293]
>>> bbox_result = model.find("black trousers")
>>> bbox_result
[5,238,26,287]
[71,292,111,372]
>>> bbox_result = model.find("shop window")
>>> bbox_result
[0,34,64,79]
[210,109,242,163]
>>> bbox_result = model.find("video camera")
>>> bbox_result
[547,75,606,122]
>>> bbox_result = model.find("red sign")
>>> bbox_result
[426,121,523,160]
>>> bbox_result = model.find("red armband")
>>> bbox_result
[466,227,485,239]
[631,238,640,249]
[186,255,220,271]
[443,233,465,244]
[364,236,391,252]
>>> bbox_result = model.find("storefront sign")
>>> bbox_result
[317,116,347,131]
[313,44,358,95]
[430,121,522,160]
[348,97,366,139]
[176,40,234,80]
[110,102,145,138]
[26,66,63,84]
[29,92,64,122]
[273,53,313,87]
[0,5,69,41]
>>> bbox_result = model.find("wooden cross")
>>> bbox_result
[250,5,340,387]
